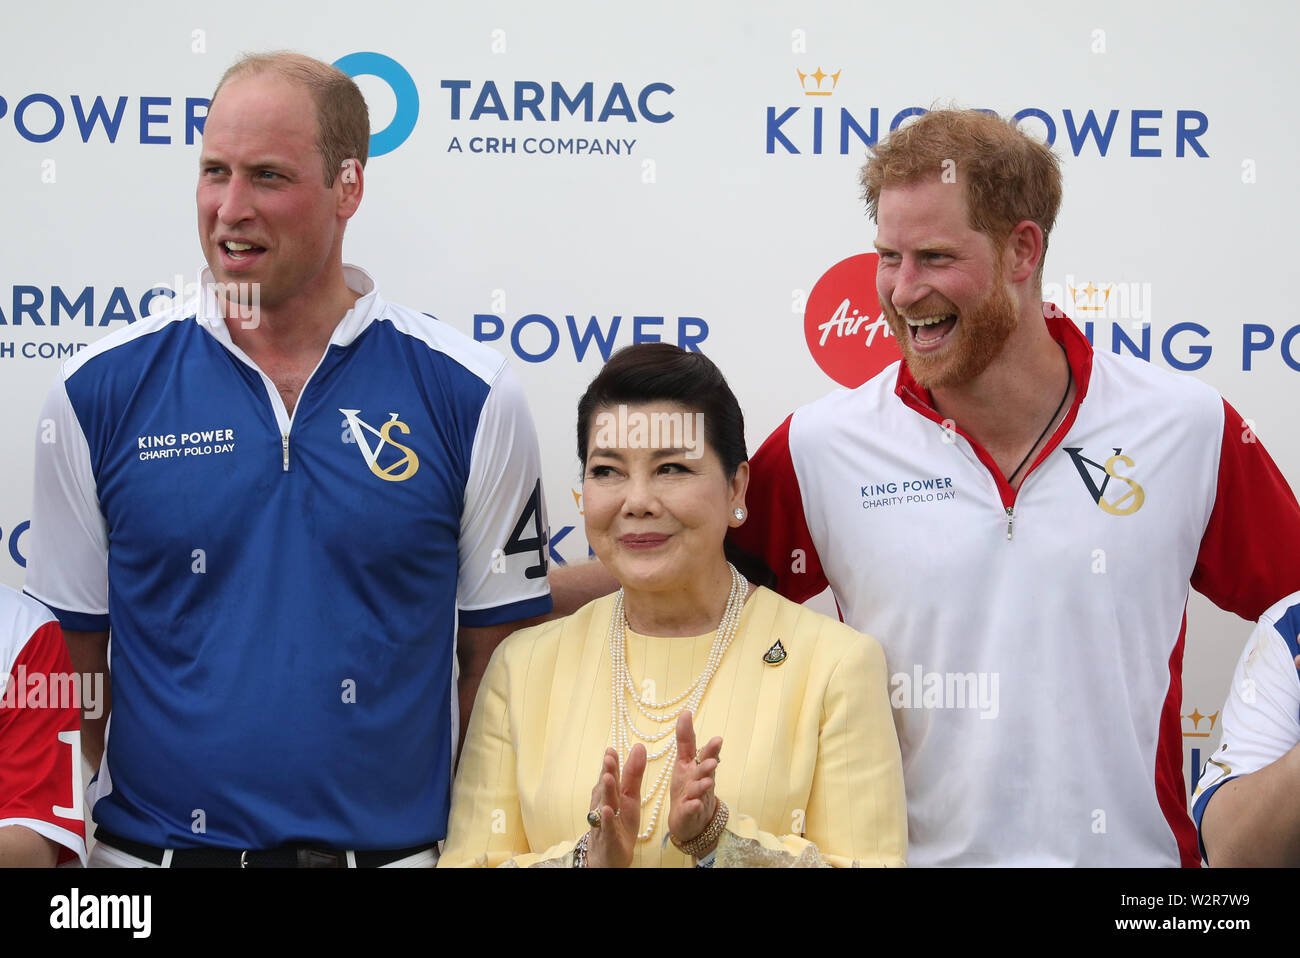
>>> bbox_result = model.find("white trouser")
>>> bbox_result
[88,839,438,868]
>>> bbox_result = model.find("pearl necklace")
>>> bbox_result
[608,562,747,841]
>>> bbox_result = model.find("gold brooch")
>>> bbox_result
[762,640,787,665]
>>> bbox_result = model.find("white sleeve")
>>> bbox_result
[455,361,552,627]
[23,374,110,630]
[1193,600,1300,816]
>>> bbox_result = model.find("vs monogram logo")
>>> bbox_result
[1063,447,1145,516]
[339,408,420,482]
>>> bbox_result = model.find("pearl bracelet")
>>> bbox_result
[670,799,729,860]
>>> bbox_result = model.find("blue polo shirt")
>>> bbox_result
[25,266,551,850]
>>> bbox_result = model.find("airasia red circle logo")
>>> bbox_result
[803,253,901,388]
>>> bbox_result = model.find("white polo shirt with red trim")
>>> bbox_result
[732,309,1300,866]
[1192,591,1300,862]
[0,585,87,865]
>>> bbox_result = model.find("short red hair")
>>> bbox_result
[860,109,1062,280]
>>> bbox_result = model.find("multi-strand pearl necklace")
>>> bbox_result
[608,562,747,841]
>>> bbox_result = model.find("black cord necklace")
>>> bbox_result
[1006,346,1072,487]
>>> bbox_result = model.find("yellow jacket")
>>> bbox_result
[440,587,907,867]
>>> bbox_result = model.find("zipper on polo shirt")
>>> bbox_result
[207,313,354,476]
[899,385,1043,543]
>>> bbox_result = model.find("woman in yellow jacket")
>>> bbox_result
[440,344,906,868]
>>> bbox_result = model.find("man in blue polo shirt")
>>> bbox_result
[24,52,552,867]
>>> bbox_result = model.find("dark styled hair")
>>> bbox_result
[576,343,747,478]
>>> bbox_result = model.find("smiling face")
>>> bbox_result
[874,178,1018,391]
[197,72,354,313]
[582,402,747,598]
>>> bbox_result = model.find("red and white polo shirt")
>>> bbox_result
[0,585,86,865]
[733,310,1300,866]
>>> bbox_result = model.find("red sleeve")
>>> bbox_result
[1191,398,1300,620]
[0,620,85,864]
[728,414,829,603]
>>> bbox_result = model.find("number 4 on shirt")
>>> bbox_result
[503,479,549,580]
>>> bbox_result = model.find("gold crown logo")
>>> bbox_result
[796,67,841,96]
[1182,708,1220,738]
[1068,281,1115,312]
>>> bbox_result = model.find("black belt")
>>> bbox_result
[94,828,434,868]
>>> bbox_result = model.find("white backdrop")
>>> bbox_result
[3,0,1298,811]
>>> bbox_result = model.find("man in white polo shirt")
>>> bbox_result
[730,108,1300,866]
